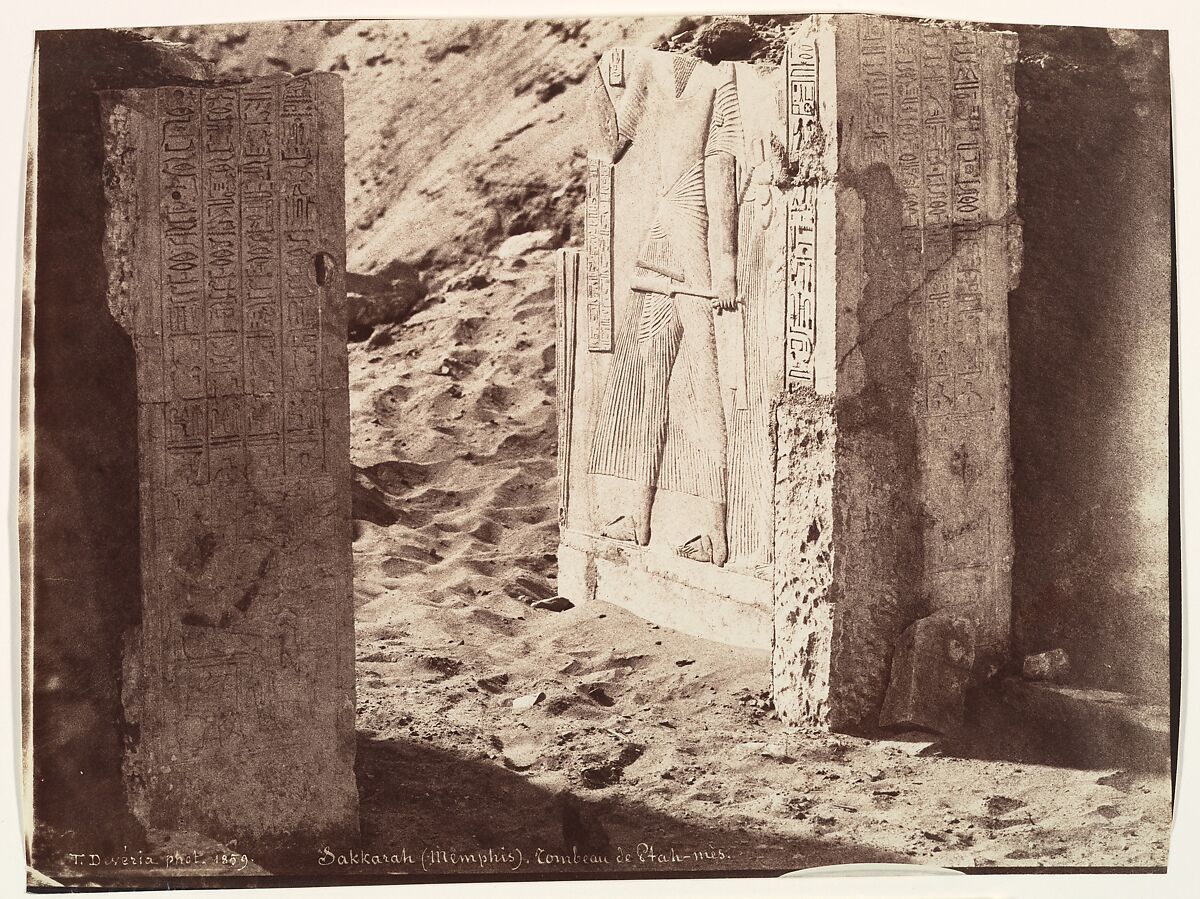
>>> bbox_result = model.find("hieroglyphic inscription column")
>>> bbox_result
[784,40,819,390]
[895,21,1015,658]
[772,16,1018,730]
[608,48,626,87]
[784,189,818,390]
[583,154,614,352]
[101,73,357,845]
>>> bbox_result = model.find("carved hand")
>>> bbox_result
[710,256,738,313]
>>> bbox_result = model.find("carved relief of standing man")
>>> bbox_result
[587,53,743,566]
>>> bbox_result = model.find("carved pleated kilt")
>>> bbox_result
[587,281,727,503]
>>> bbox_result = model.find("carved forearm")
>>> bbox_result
[705,152,738,308]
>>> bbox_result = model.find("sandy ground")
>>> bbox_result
[144,17,1173,875]
[345,248,1172,874]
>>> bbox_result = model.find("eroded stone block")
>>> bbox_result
[879,611,977,734]
[1023,647,1071,682]
[100,74,358,844]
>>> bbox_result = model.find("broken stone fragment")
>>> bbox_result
[512,690,546,711]
[1096,769,1134,792]
[692,18,759,62]
[984,795,1026,816]
[496,228,556,259]
[736,740,768,755]
[578,666,630,685]
[579,744,645,789]
[761,743,796,762]
[532,595,575,612]
[879,611,977,734]
[501,738,542,770]
[346,264,427,338]
[576,684,616,707]
[477,672,510,693]
[1022,648,1070,682]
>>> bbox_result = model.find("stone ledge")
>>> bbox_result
[558,530,771,650]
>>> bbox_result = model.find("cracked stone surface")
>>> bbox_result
[772,15,1020,730]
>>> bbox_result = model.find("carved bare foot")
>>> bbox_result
[601,513,652,547]
[675,503,728,566]
[676,533,728,567]
[600,515,638,543]
[675,534,713,563]
[599,486,656,546]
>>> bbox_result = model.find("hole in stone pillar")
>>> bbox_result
[314,251,336,287]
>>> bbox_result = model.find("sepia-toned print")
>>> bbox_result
[20,11,1175,889]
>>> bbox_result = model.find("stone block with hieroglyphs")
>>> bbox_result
[772,15,1019,731]
[100,73,358,844]
[556,15,1019,731]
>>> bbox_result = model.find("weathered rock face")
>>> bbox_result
[99,73,358,845]
[555,14,1020,733]
[771,394,836,724]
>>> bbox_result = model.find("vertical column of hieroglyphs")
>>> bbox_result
[157,82,239,823]
[584,155,614,352]
[918,23,969,588]
[241,82,284,482]
[891,21,924,344]
[109,75,357,842]
[608,48,625,87]
[784,40,819,391]
[151,86,207,784]
[161,87,207,488]
[857,18,893,165]
[203,86,244,484]
[280,78,324,478]
[919,24,1013,653]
